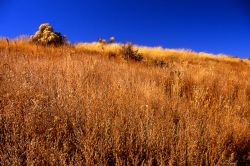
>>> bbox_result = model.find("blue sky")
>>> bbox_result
[0,0,249,58]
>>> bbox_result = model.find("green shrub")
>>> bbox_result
[30,23,67,46]
[122,42,143,61]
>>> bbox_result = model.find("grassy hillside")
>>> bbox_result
[0,38,249,165]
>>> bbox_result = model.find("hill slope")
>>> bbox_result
[0,39,249,165]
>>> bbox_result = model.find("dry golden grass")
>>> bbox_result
[76,42,250,65]
[0,38,250,165]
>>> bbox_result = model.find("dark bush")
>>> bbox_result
[153,59,167,67]
[122,42,143,61]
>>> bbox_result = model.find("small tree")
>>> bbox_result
[30,23,67,46]
[98,37,107,44]
[98,36,115,44]
[108,36,115,44]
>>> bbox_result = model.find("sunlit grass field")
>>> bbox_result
[0,38,249,165]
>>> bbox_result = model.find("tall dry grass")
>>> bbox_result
[0,39,249,165]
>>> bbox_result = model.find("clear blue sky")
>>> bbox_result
[0,0,249,58]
